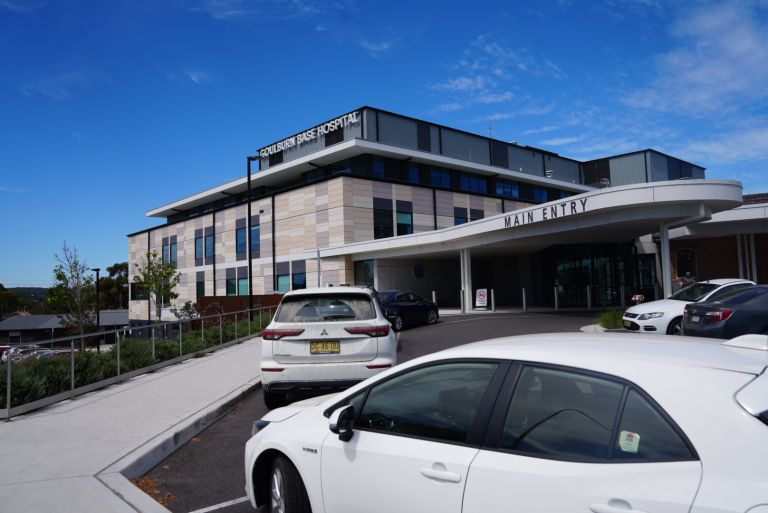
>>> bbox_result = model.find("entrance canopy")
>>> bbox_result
[313,180,743,261]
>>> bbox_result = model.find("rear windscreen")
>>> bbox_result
[275,294,375,322]
[720,287,768,305]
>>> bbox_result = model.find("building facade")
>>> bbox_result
[128,107,765,321]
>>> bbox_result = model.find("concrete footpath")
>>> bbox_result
[0,338,262,513]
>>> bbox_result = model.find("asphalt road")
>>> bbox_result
[141,311,594,513]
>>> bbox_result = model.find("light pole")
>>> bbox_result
[91,268,101,352]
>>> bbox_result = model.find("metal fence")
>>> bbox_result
[1,306,275,421]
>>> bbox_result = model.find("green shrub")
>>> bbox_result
[597,309,624,329]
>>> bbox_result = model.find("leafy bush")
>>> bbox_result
[597,309,624,329]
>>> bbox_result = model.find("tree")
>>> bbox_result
[48,242,95,340]
[132,250,180,322]
[98,262,129,309]
[0,284,19,319]
[172,300,199,321]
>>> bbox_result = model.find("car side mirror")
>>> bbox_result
[329,405,355,442]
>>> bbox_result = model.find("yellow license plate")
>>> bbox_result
[623,320,631,327]
[310,341,340,354]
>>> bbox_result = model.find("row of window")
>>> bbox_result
[339,361,694,464]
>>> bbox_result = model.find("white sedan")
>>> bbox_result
[622,279,754,335]
[244,333,768,513]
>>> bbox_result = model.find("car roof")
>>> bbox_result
[430,333,768,376]
[281,286,374,297]
[698,278,754,286]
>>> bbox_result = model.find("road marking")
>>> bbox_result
[188,496,249,513]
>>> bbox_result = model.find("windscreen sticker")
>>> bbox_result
[619,431,640,453]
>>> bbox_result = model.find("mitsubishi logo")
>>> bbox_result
[320,329,328,336]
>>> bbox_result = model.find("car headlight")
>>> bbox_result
[638,312,664,320]
[252,420,270,436]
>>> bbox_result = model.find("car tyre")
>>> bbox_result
[427,309,438,325]
[269,456,311,513]
[391,315,404,332]
[667,317,683,335]
[264,390,286,410]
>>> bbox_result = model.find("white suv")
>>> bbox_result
[260,286,398,409]
[623,278,754,335]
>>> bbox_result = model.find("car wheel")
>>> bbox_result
[269,456,311,513]
[391,315,404,332]
[667,317,683,335]
[427,309,438,325]
[264,390,286,410]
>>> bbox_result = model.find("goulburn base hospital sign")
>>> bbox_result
[504,197,589,229]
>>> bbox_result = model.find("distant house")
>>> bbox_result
[0,310,129,345]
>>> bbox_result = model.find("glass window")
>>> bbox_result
[170,242,177,265]
[292,273,306,290]
[669,283,717,301]
[454,207,467,226]
[277,274,290,292]
[372,158,385,178]
[500,367,624,462]
[430,168,451,189]
[490,141,509,168]
[325,126,344,147]
[533,188,548,203]
[675,249,696,278]
[613,390,693,461]
[251,225,260,258]
[238,277,249,296]
[162,243,170,265]
[496,181,520,199]
[407,164,421,184]
[469,209,483,222]
[195,237,203,260]
[417,122,431,152]
[356,362,498,443]
[130,282,148,301]
[205,234,215,259]
[460,175,488,194]
[236,227,247,255]
[226,278,236,296]
[276,293,375,322]
[354,260,374,286]
[269,151,283,166]
[396,212,413,236]
[374,209,394,239]
[196,280,205,299]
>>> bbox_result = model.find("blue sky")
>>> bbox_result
[2,0,767,287]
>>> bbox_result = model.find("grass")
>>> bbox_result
[597,309,624,329]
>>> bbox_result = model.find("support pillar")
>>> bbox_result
[737,234,744,279]
[750,234,758,282]
[459,248,473,312]
[660,223,672,299]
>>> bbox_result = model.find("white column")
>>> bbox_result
[660,223,672,298]
[750,233,758,282]
[737,234,744,279]
[459,248,473,312]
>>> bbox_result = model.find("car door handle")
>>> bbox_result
[420,466,461,483]
[591,500,648,513]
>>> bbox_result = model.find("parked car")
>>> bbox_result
[245,332,768,513]
[1,345,41,363]
[378,290,439,331]
[622,278,754,335]
[683,285,768,339]
[260,286,398,409]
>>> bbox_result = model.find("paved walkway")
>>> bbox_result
[0,338,262,513]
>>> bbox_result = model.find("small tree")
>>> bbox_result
[172,300,199,321]
[48,242,95,343]
[133,250,180,322]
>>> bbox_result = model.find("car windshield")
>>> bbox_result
[378,292,396,305]
[669,283,719,302]
[275,293,375,322]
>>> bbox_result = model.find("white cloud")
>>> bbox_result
[20,70,111,100]
[432,75,491,93]
[432,102,465,113]
[477,91,514,104]
[188,0,353,21]
[0,186,26,193]
[674,127,768,166]
[167,69,212,85]
[624,1,768,115]
[0,0,45,12]
[358,39,397,58]
[186,70,211,84]
[540,136,582,146]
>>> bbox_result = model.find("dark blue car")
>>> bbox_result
[378,290,439,331]
[683,285,768,338]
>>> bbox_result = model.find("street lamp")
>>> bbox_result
[91,268,101,352]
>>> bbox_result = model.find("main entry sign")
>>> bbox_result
[504,197,588,229]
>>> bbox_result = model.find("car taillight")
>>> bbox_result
[344,325,390,337]
[262,329,305,340]
[704,309,734,322]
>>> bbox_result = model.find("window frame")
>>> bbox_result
[483,361,699,464]
[324,359,513,448]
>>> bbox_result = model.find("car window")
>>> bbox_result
[719,287,768,305]
[669,283,718,302]
[356,362,499,443]
[707,283,753,302]
[500,367,624,461]
[395,293,410,303]
[275,293,375,322]
[613,390,694,461]
[407,293,419,302]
